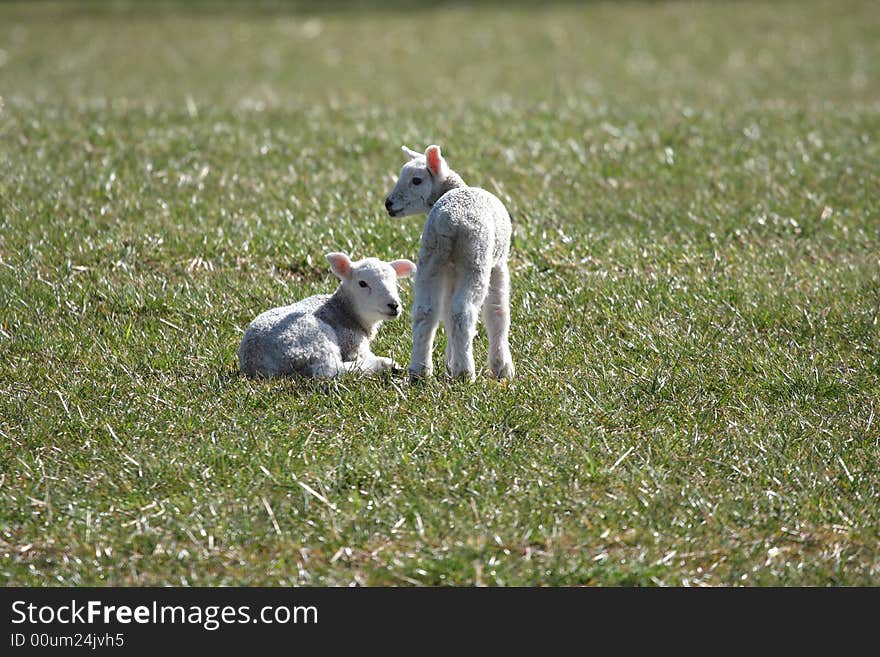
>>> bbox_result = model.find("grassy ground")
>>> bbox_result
[1,0,878,586]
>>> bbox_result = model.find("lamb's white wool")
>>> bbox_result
[385,144,515,381]
[238,253,416,379]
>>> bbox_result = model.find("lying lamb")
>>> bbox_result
[385,144,515,381]
[238,252,416,379]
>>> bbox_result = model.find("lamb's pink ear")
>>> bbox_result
[390,259,417,279]
[424,144,449,179]
[401,145,421,161]
[326,252,352,279]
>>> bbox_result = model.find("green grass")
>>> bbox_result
[1,0,878,586]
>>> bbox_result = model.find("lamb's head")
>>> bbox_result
[326,252,417,325]
[384,144,450,217]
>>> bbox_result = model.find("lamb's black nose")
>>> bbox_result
[387,302,399,313]
[385,198,394,211]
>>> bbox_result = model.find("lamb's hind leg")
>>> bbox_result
[483,262,515,379]
[438,274,456,375]
[409,239,452,380]
[448,267,491,382]
[444,308,455,376]
[307,357,344,379]
[304,346,346,379]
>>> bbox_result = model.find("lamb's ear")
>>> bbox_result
[424,144,449,179]
[401,145,421,161]
[326,252,352,279]
[390,259,417,279]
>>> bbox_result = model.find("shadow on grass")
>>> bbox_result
[218,362,413,398]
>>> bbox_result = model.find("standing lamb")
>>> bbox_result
[238,252,416,379]
[384,144,515,382]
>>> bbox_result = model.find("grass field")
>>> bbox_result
[1,0,878,586]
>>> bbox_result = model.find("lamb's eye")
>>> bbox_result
[358,281,368,288]
[412,177,422,186]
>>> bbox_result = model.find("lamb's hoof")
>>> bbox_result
[376,363,402,381]
[376,356,397,371]
[408,365,433,384]
[490,360,516,380]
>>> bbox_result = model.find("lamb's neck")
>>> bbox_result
[428,170,467,207]
[327,287,379,341]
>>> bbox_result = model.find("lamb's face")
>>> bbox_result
[346,260,405,323]
[327,253,417,325]
[385,158,432,217]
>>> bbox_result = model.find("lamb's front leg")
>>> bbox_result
[443,305,455,375]
[434,273,455,375]
[340,353,397,375]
